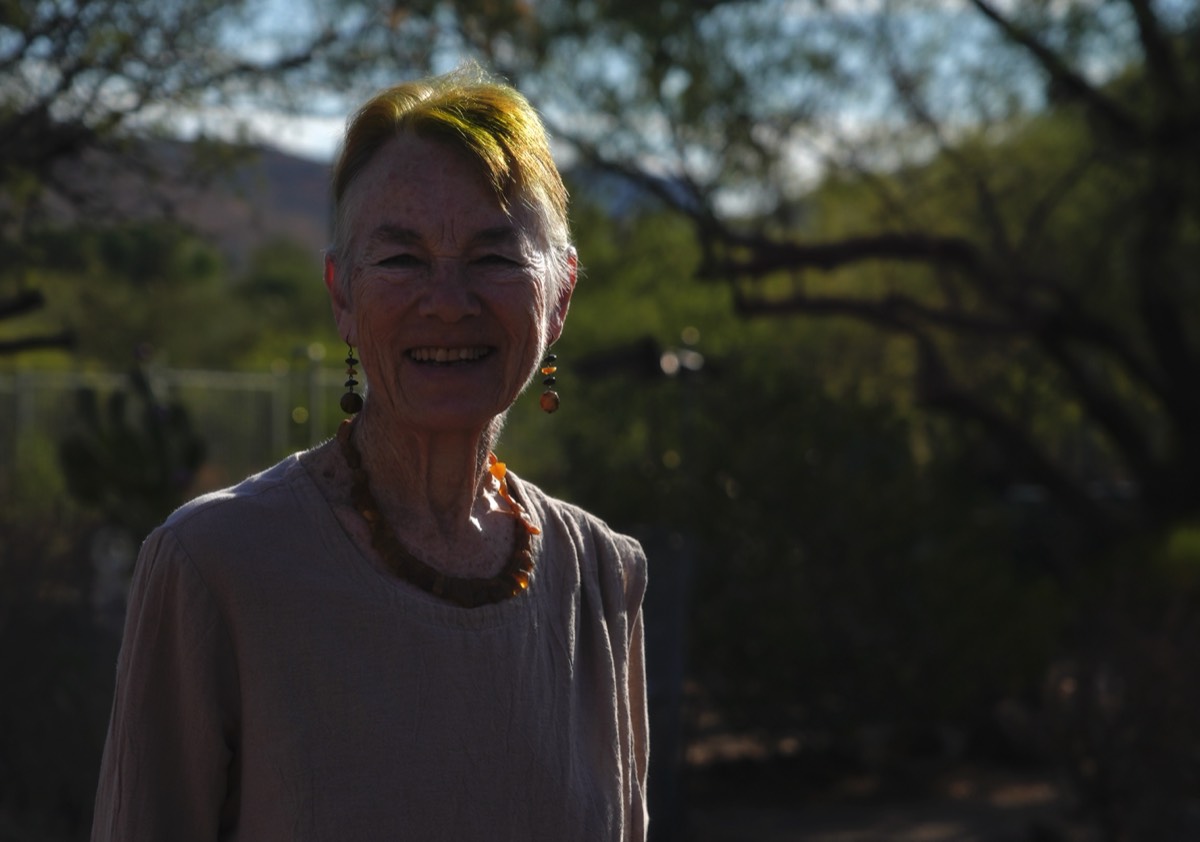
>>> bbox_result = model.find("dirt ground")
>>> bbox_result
[666,736,1083,842]
[682,766,1069,842]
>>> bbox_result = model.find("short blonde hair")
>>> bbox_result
[329,65,572,295]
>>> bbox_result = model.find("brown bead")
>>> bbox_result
[539,390,559,413]
[341,391,364,414]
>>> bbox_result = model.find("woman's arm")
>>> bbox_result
[91,528,240,841]
[627,585,650,840]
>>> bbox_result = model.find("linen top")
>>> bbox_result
[90,449,649,841]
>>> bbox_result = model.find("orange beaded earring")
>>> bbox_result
[539,351,559,413]
[340,342,363,414]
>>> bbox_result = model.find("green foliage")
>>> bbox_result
[1163,524,1200,590]
[502,197,1063,737]
[790,75,1198,518]
[232,237,341,365]
[2,428,72,520]
[19,222,237,367]
[0,0,351,359]
[3,221,339,371]
[702,390,1059,730]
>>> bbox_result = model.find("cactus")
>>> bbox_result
[59,367,206,540]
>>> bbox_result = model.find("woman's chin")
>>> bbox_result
[393,390,514,434]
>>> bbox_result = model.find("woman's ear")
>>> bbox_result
[324,253,356,344]
[546,249,578,346]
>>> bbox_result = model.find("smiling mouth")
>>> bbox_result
[407,346,494,364]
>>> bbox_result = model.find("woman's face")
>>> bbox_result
[326,133,574,434]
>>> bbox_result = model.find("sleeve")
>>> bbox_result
[91,527,241,842]
[621,536,651,841]
[592,534,648,842]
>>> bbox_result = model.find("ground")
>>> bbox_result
[667,732,1089,842]
[684,764,1072,842]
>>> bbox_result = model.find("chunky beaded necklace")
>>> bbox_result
[337,420,540,608]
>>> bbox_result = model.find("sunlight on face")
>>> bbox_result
[331,134,555,435]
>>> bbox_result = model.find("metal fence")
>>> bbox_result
[0,365,347,502]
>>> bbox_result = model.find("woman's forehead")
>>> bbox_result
[354,137,495,204]
[344,142,501,232]
[338,133,554,259]
[360,222,529,254]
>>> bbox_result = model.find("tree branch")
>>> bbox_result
[877,14,1015,261]
[0,331,75,356]
[913,338,1117,529]
[718,230,983,279]
[969,0,1143,144]
[1018,149,1100,253]
[1134,177,1200,427]
[1040,337,1155,478]
[1125,0,1185,100]
[0,289,47,320]
[733,285,1019,339]
[1038,292,1166,402]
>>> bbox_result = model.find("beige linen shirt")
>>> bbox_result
[91,450,649,841]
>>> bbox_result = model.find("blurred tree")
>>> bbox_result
[497,196,1070,842]
[23,221,249,367]
[337,0,1199,545]
[341,3,1199,833]
[234,236,341,363]
[0,0,349,358]
[1,0,1194,832]
[59,366,206,550]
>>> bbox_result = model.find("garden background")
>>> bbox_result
[3,1,1199,840]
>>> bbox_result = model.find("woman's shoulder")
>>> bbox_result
[163,453,309,532]
[141,451,330,585]
[517,477,640,552]
[513,475,647,597]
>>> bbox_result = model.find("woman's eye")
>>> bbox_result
[474,254,519,266]
[378,254,423,268]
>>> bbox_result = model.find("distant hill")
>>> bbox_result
[40,138,676,270]
[186,145,334,264]
[47,140,333,268]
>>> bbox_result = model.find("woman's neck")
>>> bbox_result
[349,407,504,542]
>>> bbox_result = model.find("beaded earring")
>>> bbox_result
[539,350,559,414]
[340,343,363,414]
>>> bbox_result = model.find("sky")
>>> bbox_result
[178,0,1180,169]
[173,106,346,163]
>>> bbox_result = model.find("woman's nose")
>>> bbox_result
[417,259,482,321]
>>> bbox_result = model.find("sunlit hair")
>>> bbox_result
[329,64,572,297]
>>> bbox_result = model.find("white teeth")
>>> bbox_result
[409,346,491,363]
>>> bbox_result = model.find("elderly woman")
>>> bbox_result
[91,67,649,841]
